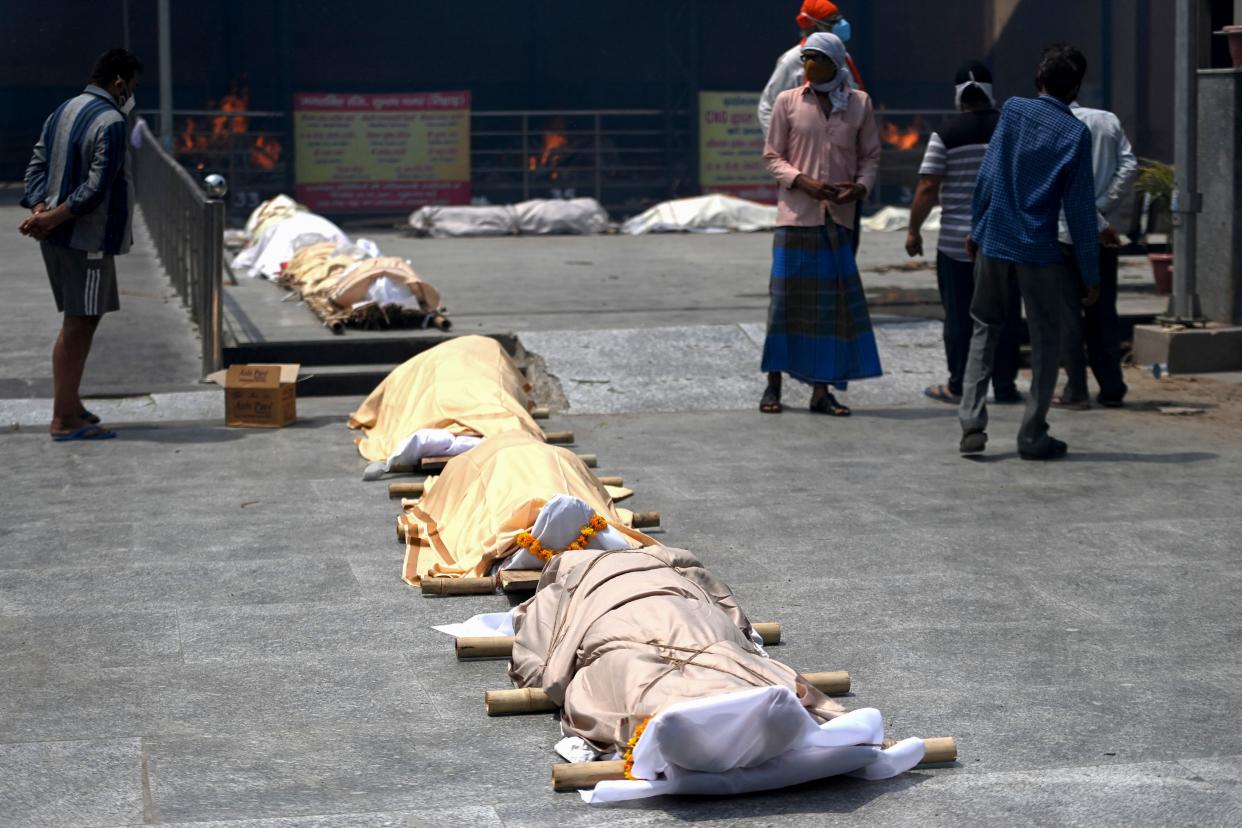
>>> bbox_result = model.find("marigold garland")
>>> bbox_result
[622,717,652,780]
[515,514,609,562]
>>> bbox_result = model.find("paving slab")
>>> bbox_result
[0,737,144,828]
[0,204,204,398]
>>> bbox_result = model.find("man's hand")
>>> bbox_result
[30,202,46,215]
[829,182,865,204]
[1100,225,1121,249]
[19,203,69,241]
[1082,284,1100,307]
[905,231,923,258]
[793,174,837,201]
[964,234,978,261]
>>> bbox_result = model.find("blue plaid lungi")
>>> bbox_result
[761,222,882,388]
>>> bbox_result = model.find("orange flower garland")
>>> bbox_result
[622,717,652,780]
[515,514,609,562]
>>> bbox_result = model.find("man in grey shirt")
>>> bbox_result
[20,48,141,441]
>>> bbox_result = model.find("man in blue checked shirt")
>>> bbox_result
[958,44,1101,461]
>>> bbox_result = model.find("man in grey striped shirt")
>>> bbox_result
[19,48,141,441]
[906,61,1022,406]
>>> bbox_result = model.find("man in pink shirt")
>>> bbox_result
[759,32,882,417]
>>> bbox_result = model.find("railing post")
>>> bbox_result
[593,113,602,202]
[201,195,224,375]
[521,113,530,202]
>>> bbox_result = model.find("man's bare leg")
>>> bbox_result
[50,313,101,435]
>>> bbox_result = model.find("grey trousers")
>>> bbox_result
[959,253,1073,452]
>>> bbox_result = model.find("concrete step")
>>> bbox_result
[223,333,521,369]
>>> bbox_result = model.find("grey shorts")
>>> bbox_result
[41,242,120,316]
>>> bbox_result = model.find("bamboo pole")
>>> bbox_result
[550,737,957,791]
[532,406,550,419]
[544,431,575,444]
[458,622,782,660]
[630,512,660,529]
[388,481,425,498]
[486,669,848,716]
[420,576,497,596]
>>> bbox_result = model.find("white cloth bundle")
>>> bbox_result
[584,687,926,804]
[361,428,481,481]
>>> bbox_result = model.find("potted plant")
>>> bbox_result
[1136,159,1174,294]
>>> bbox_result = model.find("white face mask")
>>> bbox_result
[115,78,136,115]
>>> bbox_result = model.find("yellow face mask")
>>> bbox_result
[802,55,839,86]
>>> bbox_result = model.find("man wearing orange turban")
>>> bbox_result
[758,1,865,137]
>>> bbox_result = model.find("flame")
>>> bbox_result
[529,130,569,181]
[250,134,283,171]
[212,92,249,141]
[881,121,922,151]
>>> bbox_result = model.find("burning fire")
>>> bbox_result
[212,92,249,140]
[250,134,282,171]
[881,122,921,151]
[174,81,283,173]
[529,126,570,181]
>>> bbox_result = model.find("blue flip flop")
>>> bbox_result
[51,425,117,442]
[81,408,101,424]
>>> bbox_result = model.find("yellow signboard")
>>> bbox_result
[699,91,773,202]
[294,91,470,212]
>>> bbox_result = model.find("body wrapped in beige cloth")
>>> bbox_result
[401,431,653,584]
[509,545,844,756]
[349,336,543,464]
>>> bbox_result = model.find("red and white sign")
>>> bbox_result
[294,91,471,212]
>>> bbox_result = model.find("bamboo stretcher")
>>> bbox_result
[415,451,597,474]
[549,737,959,791]
[455,622,782,659]
[401,511,659,548]
[303,294,451,334]
[485,670,853,716]
[389,475,624,499]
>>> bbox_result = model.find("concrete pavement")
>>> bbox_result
[2,211,1241,825]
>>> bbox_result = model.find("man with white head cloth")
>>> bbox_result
[759,32,882,417]
[906,60,1023,407]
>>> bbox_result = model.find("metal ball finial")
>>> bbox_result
[203,174,228,198]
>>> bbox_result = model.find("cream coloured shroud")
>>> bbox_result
[348,335,543,463]
[401,431,653,584]
[508,545,844,756]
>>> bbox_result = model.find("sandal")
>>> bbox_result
[923,384,961,405]
[51,424,117,442]
[1052,392,1090,411]
[810,392,851,417]
[759,387,783,414]
[80,408,101,424]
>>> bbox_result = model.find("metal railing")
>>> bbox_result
[471,109,692,213]
[131,120,224,376]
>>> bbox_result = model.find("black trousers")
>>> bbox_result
[1061,246,1126,402]
[937,252,1021,397]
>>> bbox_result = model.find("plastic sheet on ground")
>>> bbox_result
[231,212,349,279]
[860,205,941,232]
[408,198,610,238]
[620,194,778,235]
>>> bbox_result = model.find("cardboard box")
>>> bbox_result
[207,364,300,428]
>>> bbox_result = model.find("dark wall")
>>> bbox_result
[0,0,1173,177]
